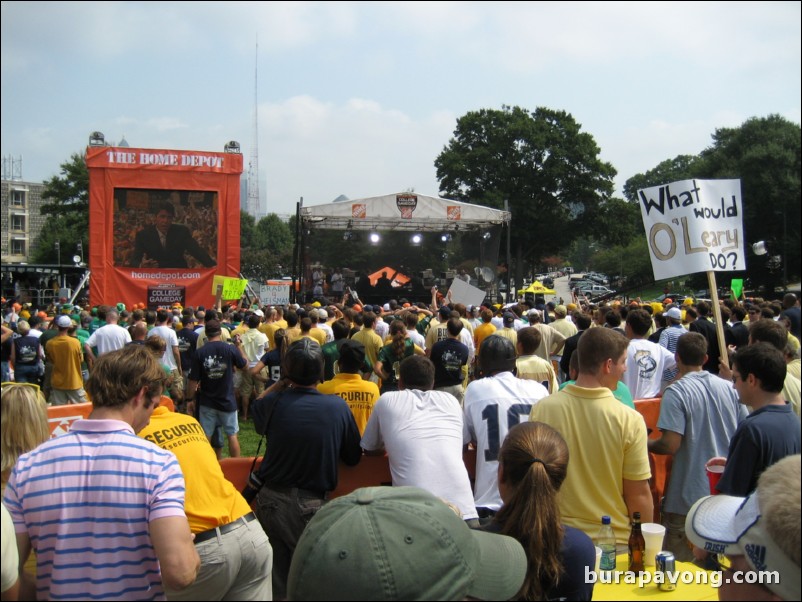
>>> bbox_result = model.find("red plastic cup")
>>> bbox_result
[706,464,724,494]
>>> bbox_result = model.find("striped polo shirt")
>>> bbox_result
[3,419,187,601]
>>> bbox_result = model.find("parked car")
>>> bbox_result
[580,284,615,297]
[653,293,687,305]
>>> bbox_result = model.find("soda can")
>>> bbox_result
[656,551,677,591]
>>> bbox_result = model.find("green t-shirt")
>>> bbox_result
[558,379,636,409]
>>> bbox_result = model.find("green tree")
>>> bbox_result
[623,155,701,203]
[590,238,654,289]
[255,214,293,256]
[33,153,89,263]
[240,211,257,250]
[593,197,642,247]
[698,114,801,290]
[624,115,801,293]
[240,214,295,281]
[435,106,616,288]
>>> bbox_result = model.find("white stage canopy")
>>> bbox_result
[300,192,511,232]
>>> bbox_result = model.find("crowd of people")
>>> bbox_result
[1,286,800,601]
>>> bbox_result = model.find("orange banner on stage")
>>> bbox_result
[87,145,243,309]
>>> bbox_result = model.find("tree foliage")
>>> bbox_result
[40,152,89,216]
[623,115,800,291]
[239,213,294,281]
[590,238,654,289]
[434,106,617,284]
[32,212,87,265]
[33,153,90,263]
[622,155,702,203]
[698,114,801,289]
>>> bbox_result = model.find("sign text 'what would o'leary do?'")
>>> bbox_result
[638,179,745,281]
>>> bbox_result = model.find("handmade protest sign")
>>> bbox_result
[638,179,744,281]
[212,275,248,300]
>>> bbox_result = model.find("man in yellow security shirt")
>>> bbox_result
[139,405,273,600]
[318,339,380,435]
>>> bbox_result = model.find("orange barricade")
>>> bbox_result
[634,397,673,523]
[47,402,93,438]
[223,448,481,502]
[331,455,393,499]
[219,456,262,493]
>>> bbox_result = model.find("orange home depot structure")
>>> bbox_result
[86,145,243,308]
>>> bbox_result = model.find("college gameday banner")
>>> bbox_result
[87,145,243,308]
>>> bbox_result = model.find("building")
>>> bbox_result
[1,178,47,263]
[0,178,84,307]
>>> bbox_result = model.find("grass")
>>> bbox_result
[230,417,262,458]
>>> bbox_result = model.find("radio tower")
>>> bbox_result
[247,41,261,218]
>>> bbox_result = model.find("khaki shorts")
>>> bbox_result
[49,388,89,406]
[239,368,266,399]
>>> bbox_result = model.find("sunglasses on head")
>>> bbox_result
[1,381,41,391]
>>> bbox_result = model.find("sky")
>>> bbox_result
[2,1,800,218]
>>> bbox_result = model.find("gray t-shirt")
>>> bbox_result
[658,371,747,514]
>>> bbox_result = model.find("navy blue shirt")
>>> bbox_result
[717,403,801,496]
[257,348,283,386]
[484,521,595,600]
[252,388,362,493]
[190,340,246,412]
[13,334,41,366]
[176,327,199,372]
[430,338,469,388]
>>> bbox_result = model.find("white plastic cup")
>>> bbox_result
[594,546,602,574]
[641,523,666,567]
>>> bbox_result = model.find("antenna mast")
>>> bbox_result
[247,40,261,218]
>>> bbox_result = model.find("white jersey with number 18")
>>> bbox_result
[464,371,549,511]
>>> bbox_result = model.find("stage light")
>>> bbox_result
[482,231,491,240]
[410,233,422,245]
[369,232,381,244]
[440,233,452,243]
[224,140,241,153]
[88,131,106,146]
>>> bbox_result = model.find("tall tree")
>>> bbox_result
[40,152,89,216]
[622,155,701,203]
[254,214,293,256]
[240,211,257,250]
[624,115,801,292]
[698,114,800,290]
[435,106,616,287]
[33,153,89,263]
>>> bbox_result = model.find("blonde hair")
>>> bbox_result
[1,383,50,475]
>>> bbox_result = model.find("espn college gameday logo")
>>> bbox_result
[396,194,418,218]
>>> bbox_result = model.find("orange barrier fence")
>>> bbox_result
[221,446,480,502]
[47,397,175,439]
[634,397,672,523]
[47,402,93,438]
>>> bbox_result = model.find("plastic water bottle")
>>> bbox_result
[596,515,617,571]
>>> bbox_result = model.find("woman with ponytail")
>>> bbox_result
[373,321,423,394]
[489,421,595,600]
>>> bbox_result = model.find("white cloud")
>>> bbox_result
[259,96,453,214]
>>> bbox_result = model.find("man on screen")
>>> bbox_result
[130,200,216,268]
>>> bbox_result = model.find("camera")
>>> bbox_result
[241,470,265,504]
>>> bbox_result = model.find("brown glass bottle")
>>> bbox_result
[628,511,645,573]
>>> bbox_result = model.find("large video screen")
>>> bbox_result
[113,188,218,269]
